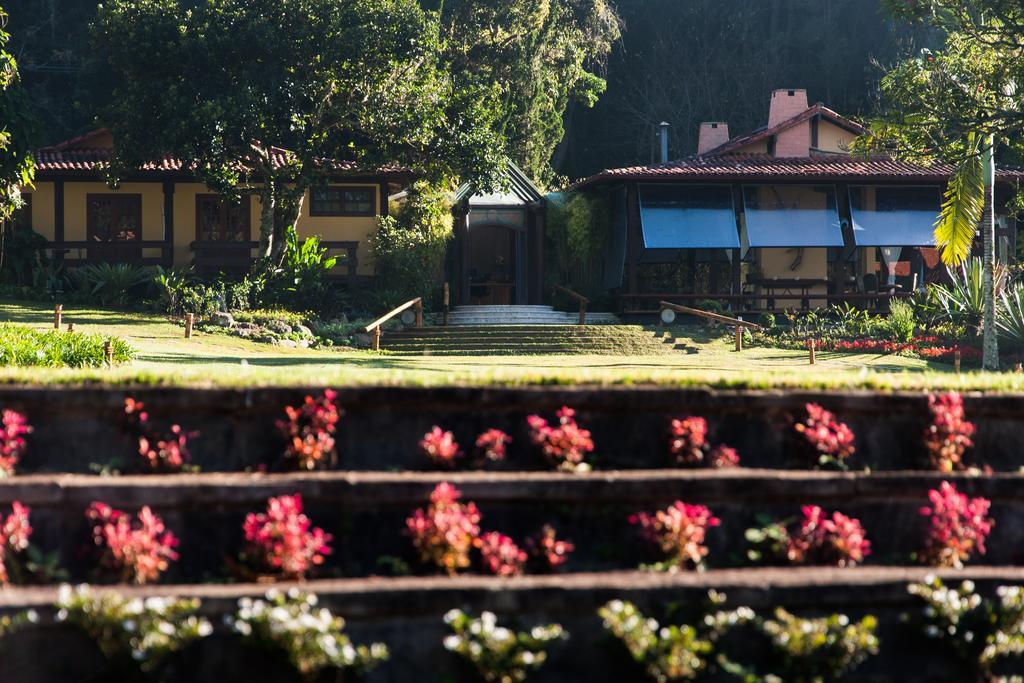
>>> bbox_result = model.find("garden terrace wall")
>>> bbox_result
[2,567,1024,682]
[5,471,1024,580]
[5,386,1024,473]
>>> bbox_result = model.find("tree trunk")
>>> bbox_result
[269,185,305,267]
[257,182,275,261]
[982,136,999,371]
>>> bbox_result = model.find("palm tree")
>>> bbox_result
[934,132,998,370]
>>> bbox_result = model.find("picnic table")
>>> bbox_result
[748,277,828,310]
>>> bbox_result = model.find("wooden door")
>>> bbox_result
[87,194,142,263]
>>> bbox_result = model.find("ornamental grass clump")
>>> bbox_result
[668,417,741,468]
[123,397,196,473]
[229,588,388,680]
[405,482,481,575]
[793,403,855,469]
[526,406,593,472]
[478,531,527,577]
[56,584,212,672]
[277,389,341,470]
[0,502,31,585]
[242,494,333,581]
[0,409,30,477]
[920,481,994,568]
[0,324,133,368]
[923,391,976,472]
[783,505,871,568]
[524,525,574,573]
[443,608,566,683]
[420,426,463,468]
[758,608,879,683]
[86,502,179,584]
[630,501,720,570]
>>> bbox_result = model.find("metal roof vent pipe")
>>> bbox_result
[658,121,670,163]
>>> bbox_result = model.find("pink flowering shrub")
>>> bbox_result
[526,407,594,472]
[86,502,179,584]
[477,531,527,577]
[0,410,30,477]
[123,398,195,473]
[405,483,481,575]
[668,417,740,468]
[277,389,341,470]
[920,481,994,568]
[794,403,856,469]
[525,525,574,572]
[242,494,333,580]
[923,392,975,472]
[629,501,720,569]
[0,502,31,585]
[420,427,463,468]
[474,429,511,465]
[785,505,871,568]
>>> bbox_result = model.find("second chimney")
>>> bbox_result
[768,89,809,128]
[697,122,730,155]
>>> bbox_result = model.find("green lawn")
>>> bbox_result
[0,299,1019,391]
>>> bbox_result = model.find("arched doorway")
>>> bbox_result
[467,223,524,305]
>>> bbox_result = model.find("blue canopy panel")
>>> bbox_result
[603,187,628,288]
[638,184,740,250]
[742,185,844,247]
[849,185,941,246]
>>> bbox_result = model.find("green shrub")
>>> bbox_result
[263,226,346,316]
[758,312,777,330]
[0,324,133,367]
[758,608,879,683]
[884,299,917,343]
[68,263,153,306]
[0,225,48,286]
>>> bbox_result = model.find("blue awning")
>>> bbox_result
[849,185,941,246]
[639,184,740,249]
[742,185,844,247]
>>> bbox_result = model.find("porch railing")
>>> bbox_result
[552,284,589,325]
[189,240,360,281]
[620,291,912,315]
[48,240,174,268]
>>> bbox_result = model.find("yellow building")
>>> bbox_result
[16,129,411,280]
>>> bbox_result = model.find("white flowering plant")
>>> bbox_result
[756,607,878,683]
[0,608,38,636]
[598,593,754,682]
[228,588,388,680]
[909,576,1024,679]
[442,608,566,683]
[55,584,212,672]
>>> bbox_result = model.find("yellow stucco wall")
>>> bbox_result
[757,247,828,307]
[816,120,857,153]
[732,140,770,154]
[24,180,382,275]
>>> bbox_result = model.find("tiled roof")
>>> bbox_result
[704,103,865,156]
[573,153,1024,189]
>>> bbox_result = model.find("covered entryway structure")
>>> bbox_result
[449,162,546,306]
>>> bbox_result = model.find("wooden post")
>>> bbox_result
[443,283,450,327]
[1015,362,1022,374]
[372,326,382,351]
[735,325,743,352]
[103,340,113,368]
[53,304,62,329]
[809,338,816,365]
[954,346,961,375]
[184,313,194,339]
[67,323,74,333]
[578,301,586,326]
[415,300,423,328]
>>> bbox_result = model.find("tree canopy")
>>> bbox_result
[0,4,35,220]
[88,0,504,261]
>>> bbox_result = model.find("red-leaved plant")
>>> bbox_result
[405,483,481,575]
[477,531,527,577]
[526,407,594,472]
[630,501,720,570]
[0,502,31,585]
[923,392,975,472]
[420,427,462,468]
[123,398,196,473]
[668,416,740,468]
[0,410,30,477]
[474,429,511,465]
[86,502,179,584]
[794,403,855,469]
[277,389,341,470]
[785,505,871,568]
[242,494,333,580]
[920,481,994,568]
[525,524,574,572]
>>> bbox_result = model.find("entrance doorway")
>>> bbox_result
[468,224,522,305]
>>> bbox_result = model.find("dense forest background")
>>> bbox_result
[6,0,928,183]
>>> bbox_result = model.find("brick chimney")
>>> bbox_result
[697,122,730,155]
[768,89,810,157]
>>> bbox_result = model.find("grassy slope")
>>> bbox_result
[0,300,1019,391]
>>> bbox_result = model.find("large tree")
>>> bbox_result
[88,0,504,263]
[855,0,1024,370]
[425,0,620,186]
[0,4,35,220]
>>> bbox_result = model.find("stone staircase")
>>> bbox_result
[447,305,620,326]
[0,386,1022,681]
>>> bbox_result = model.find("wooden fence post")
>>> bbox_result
[954,346,961,375]
[54,304,62,330]
[443,283,450,327]
[809,338,816,365]
[67,323,74,333]
[415,300,423,328]
[184,313,194,339]
[735,316,744,352]
[372,326,382,351]
[578,300,586,326]
[103,340,113,368]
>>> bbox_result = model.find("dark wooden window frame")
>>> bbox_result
[309,186,376,217]
[86,193,143,242]
[194,194,251,242]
